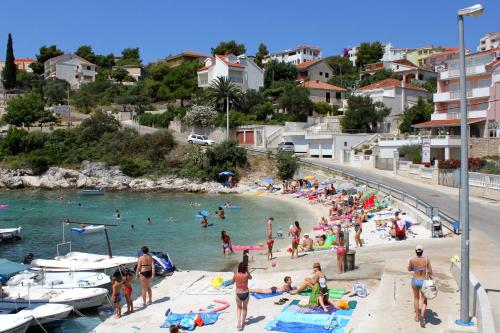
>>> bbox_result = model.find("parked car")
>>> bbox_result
[187,134,215,146]
[277,142,295,152]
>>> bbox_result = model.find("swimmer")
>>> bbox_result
[200,215,209,228]
[130,224,135,230]
[215,207,225,219]
[116,213,121,220]
[77,203,82,207]
[224,201,232,208]
[68,199,72,204]
[146,217,152,225]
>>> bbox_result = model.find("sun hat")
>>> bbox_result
[313,262,321,269]
[304,233,310,237]
[415,245,424,252]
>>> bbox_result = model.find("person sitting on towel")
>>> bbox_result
[250,276,293,294]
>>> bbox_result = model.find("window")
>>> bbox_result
[87,66,91,70]
[335,92,341,99]
[477,102,489,111]
[326,92,331,103]
[325,73,329,78]
[344,142,347,147]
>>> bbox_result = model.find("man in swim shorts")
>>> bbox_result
[250,276,293,294]
[301,233,313,252]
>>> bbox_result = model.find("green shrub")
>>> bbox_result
[276,152,298,180]
[398,145,422,164]
[120,157,145,177]
[203,140,247,180]
[27,155,49,175]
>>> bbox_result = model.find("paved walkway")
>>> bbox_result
[303,158,500,331]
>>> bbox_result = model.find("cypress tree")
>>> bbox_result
[2,33,17,90]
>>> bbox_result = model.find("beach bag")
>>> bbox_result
[194,314,204,327]
[421,258,438,300]
[352,282,368,298]
[210,276,223,287]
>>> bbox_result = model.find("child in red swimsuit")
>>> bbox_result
[123,269,133,313]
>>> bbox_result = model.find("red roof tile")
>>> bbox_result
[303,80,347,92]
[412,118,486,128]
[215,54,245,68]
[358,78,427,92]
[392,58,418,68]
[296,59,322,70]
[182,51,210,58]
[14,58,34,62]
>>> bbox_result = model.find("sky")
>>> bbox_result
[1,0,499,63]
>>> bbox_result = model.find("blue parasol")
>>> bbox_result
[219,171,234,177]
[262,177,274,183]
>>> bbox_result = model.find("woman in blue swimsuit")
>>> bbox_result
[408,245,432,327]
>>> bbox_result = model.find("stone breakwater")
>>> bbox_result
[0,161,238,193]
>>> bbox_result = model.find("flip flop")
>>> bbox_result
[274,298,288,305]
[419,313,425,328]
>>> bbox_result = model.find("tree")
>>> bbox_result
[325,56,356,76]
[116,48,141,66]
[255,43,269,67]
[359,69,401,87]
[240,89,266,114]
[184,104,217,127]
[3,92,45,129]
[211,40,246,56]
[30,45,64,75]
[2,33,16,90]
[111,67,129,83]
[38,109,58,130]
[77,110,121,142]
[94,53,115,69]
[161,62,199,106]
[313,101,333,116]
[355,41,384,68]
[43,78,69,105]
[399,97,433,134]
[276,152,298,180]
[340,95,390,133]
[75,45,96,63]
[263,60,299,88]
[278,85,313,119]
[206,76,242,112]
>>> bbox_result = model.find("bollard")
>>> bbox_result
[345,250,356,271]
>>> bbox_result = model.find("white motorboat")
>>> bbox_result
[18,304,73,329]
[0,313,33,333]
[31,251,136,274]
[70,225,106,234]
[0,286,108,310]
[7,270,111,290]
[0,227,21,241]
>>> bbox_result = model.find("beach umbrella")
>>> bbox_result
[303,175,315,180]
[322,179,336,185]
[219,171,234,177]
[262,177,274,183]
[337,182,355,191]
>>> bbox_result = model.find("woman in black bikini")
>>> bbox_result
[136,246,155,307]
[232,262,252,331]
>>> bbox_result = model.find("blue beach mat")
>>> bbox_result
[251,291,284,299]
[160,312,220,330]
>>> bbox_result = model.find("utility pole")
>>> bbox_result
[67,87,71,128]
[226,96,229,140]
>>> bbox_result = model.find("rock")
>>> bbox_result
[21,176,41,187]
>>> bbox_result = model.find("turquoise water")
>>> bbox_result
[0,190,310,332]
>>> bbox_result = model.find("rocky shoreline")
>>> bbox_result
[0,161,238,193]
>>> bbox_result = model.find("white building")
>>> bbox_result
[44,54,96,89]
[477,31,500,52]
[347,42,413,66]
[197,54,263,91]
[263,45,322,65]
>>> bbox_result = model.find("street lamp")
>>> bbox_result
[456,3,483,327]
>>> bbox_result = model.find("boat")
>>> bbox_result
[150,252,176,276]
[70,225,106,234]
[0,286,108,310]
[18,304,73,329]
[0,227,21,241]
[0,259,29,285]
[31,251,137,274]
[0,313,33,333]
[7,270,111,290]
[78,188,105,195]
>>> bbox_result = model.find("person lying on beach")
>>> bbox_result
[250,276,293,294]
[317,234,327,247]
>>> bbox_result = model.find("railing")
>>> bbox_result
[410,164,420,174]
[490,175,500,190]
[469,172,486,187]
[246,146,456,233]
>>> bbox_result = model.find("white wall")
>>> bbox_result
[244,58,264,91]
[333,134,371,161]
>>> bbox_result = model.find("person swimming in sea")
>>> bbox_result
[224,201,232,208]
[146,217,152,225]
[215,207,225,219]
[200,215,209,228]
[77,203,82,207]
[130,224,135,231]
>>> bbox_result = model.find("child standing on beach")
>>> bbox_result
[111,276,123,318]
[123,269,133,313]
[267,234,274,260]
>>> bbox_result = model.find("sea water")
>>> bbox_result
[0,190,310,332]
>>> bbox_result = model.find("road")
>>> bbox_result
[303,158,500,329]
[120,120,186,142]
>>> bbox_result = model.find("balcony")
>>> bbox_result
[433,87,490,102]
[431,110,487,121]
[378,135,461,148]
[439,64,486,80]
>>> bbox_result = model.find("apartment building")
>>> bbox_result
[263,45,321,65]
[477,31,500,52]
[44,54,96,89]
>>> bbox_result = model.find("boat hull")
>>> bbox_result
[0,314,32,333]
[19,304,73,328]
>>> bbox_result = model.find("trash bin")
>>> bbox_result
[345,250,356,271]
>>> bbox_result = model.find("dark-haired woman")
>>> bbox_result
[408,245,432,327]
[221,230,233,254]
[232,262,252,331]
[336,231,346,274]
[136,246,154,307]
[290,221,301,259]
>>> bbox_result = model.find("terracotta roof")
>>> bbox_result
[412,118,486,128]
[392,58,418,68]
[358,78,427,92]
[14,58,34,62]
[424,49,459,59]
[296,59,322,70]
[215,54,245,68]
[182,51,210,58]
[303,80,347,92]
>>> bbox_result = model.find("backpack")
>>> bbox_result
[353,282,368,298]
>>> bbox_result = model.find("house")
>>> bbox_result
[0,58,35,75]
[405,46,457,67]
[44,54,96,89]
[414,49,500,142]
[296,59,333,83]
[197,54,263,91]
[112,65,144,81]
[302,80,347,111]
[421,49,460,71]
[355,78,428,133]
[363,59,437,83]
[263,45,321,65]
[163,51,210,67]
[347,43,413,66]
[477,31,500,52]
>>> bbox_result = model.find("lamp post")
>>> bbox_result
[226,96,229,140]
[456,3,484,326]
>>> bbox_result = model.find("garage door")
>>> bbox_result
[245,131,254,145]
[322,143,333,157]
[236,131,245,144]
[309,143,320,157]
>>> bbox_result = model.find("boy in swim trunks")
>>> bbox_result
[251,276,293,294]
[111,276,123,318]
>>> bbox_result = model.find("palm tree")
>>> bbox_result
[206,76,242,139]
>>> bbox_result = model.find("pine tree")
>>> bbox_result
[2,33,17,90]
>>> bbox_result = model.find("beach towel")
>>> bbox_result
[299,288,345,299]
[251,291,284,299]
[160,312,220,330]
